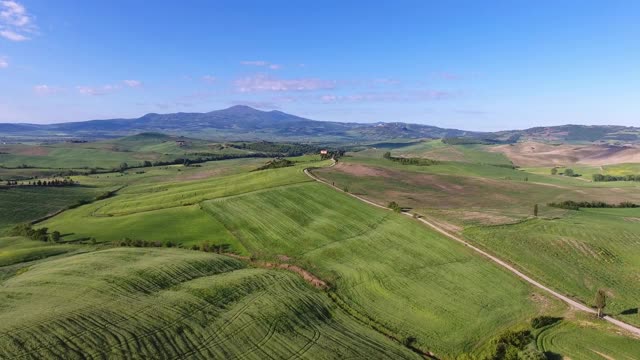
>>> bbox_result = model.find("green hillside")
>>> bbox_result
[0,247,416,359]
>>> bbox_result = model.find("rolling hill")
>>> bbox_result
[4,105,637,143]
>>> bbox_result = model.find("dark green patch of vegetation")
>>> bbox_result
[253,158,295,171]
[484,329,546,360]
[382,152,440,166]
[531,316,562,329]
[593,174,640,182]
[230,141,320,156]
[547,200,639,210]
[10,223,59,242]
[442,134,520,145]
[387,201,402,213]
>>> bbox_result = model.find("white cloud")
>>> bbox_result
[201,75,216,83]
[33,84,63,95]
[0,1,36,41]
[123,79,142,88]
[77,84,120,96]
[241,60,282,70]
[0,56,7,68]
[234,74,335,92]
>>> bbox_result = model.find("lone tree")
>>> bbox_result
[533,204,539,217]
[551,167,558,175]
[564,168,575,177]
[594,289,607,318]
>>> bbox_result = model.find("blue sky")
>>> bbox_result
[0,0,638,130]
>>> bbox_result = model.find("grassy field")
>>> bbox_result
[464,208,640,326]
[0,185,101,233]
[314,152,640,226]
[537,314,640,359]
[3,138,639,358]
[0,236,82,267]
[203,182,553,357]
[0,247,417,359]
[391,140,514,165]
[0,133,255,169]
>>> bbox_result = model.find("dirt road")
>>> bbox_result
[304,163,640,338]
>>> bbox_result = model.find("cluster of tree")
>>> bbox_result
[484,329,547,360]
[550,167,580,177]
[320,149,345,160]
[383,152,440,166]
[10,224,61,242]
[252,158,295,171]
[2,178,76,188]
[116,238,231,254]
[593,174,640,182]
[530,316,562,329]
[230,141,321,156]
[387,201,402,213]
[547,200,638,210]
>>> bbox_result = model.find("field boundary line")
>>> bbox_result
[305,160,640,338]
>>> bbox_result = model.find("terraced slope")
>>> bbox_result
[203,183,548,357]
[465,208,640,326]
[0,248,417,359]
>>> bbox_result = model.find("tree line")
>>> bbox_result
[4,178,76,187]
[383,152,440,166]
[592,174,640,182]
[10,224,61,242]
[547,200,638,210]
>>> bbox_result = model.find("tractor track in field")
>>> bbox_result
[305,160,640,339]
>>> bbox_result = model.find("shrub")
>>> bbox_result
[530,316,561,329]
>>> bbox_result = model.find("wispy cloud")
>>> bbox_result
[0,1,37,41]
[319,90,454,103]
[234,74,335,92]
[0,56,7,68]
[77,84,121,96]
[201,75,216,84]
[241,60,281,70]
[123,79,142,88]
[33,84,63,95]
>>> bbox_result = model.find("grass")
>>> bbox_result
[43,204,245,250]
[0,236,81,267]
[464,208,640,326]
[0,185,100,233]
[0,247,417,359]
[315,155,640,226]
[203,182,551,357]
[536,314,640,359]
[392,140,513,165]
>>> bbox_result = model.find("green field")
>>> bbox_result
[0,185,101,232]
[203,182,552,357]
[464,208,640,326]
[0,247,417,359]
[537,314,640,359]
[2,135,639,359]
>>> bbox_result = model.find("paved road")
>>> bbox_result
[304,163,640,338]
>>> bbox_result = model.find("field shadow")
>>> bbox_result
[620,308,638,315]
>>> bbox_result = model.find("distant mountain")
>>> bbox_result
[0,105,638,144]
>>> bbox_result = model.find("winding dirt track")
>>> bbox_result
[304,162,640,338]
